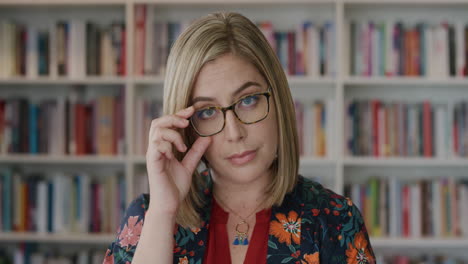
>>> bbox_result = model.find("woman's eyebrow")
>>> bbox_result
[191,81,261,104]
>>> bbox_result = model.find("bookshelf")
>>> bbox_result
[1,0,468,262]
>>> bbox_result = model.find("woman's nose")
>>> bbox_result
[223,110,245,142]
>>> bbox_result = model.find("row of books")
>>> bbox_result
[294,99,334,157]
[344,177,468,238]
[0,245,105,264]
[0,168,126,234]
[0,87,125,155]
[376,255,467,264]
[344,100,468,158]
[350,21,468,77]
[132,98,334,158]
[258,21,336,77]
[134,5,336,77]
[133,98,162,155]
[0,20,125,79]
[133,5,189,76]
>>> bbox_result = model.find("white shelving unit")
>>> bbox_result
[1,0,468,260]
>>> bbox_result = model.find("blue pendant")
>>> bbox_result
[233,238,240,245]
[242,238,249,245]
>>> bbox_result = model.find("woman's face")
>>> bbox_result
[190,53,279,185]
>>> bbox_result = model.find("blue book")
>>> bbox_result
[29,103,38,154]
[47,182,53,232]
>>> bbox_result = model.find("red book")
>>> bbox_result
[404,30,411,76]
[120,28,126,76]
[402,185,410,237]
[423,101,432,157]
[75,103,86,155]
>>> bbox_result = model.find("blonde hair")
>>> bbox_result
[163,11,299,228]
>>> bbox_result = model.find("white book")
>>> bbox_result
[389,177,398,237]
[326,99,335,158]
[26,26,38,78]
[144,6,154,75]
[432,180,442,237]
[456,21,465,76]
[435,104,447,159]
[460,185,468,236]
[53,173,65,233]
[74,20,86,78]
[435,23,449,78]
[410,183,421,238]
[78,173,91,233]
[37,180,48,233]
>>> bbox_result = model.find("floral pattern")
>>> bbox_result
[102,170,375,264]
[118,216,143,248]
[270,211,301,246]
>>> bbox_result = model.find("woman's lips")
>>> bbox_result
[227,150,257,166]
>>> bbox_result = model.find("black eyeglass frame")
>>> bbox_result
[189,86,272,137]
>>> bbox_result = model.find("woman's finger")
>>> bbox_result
[153,128,187,153]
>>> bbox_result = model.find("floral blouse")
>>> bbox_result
[103,170,376,264]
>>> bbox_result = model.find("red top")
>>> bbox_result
[203,197,272,264]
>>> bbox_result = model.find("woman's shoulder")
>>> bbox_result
[294,175,357,218]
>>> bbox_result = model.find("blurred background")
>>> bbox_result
[0,0,467,263]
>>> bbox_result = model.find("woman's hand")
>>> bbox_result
[145,106,211,215]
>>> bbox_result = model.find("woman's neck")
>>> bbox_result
[210,169,271,215]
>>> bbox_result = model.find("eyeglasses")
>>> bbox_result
[189,87,272,137]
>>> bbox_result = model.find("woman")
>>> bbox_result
[103,12,375,264]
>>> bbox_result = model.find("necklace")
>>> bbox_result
[213,193,266,246]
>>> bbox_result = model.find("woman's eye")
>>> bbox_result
[240,95,258,107]
[197,108,217,120]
